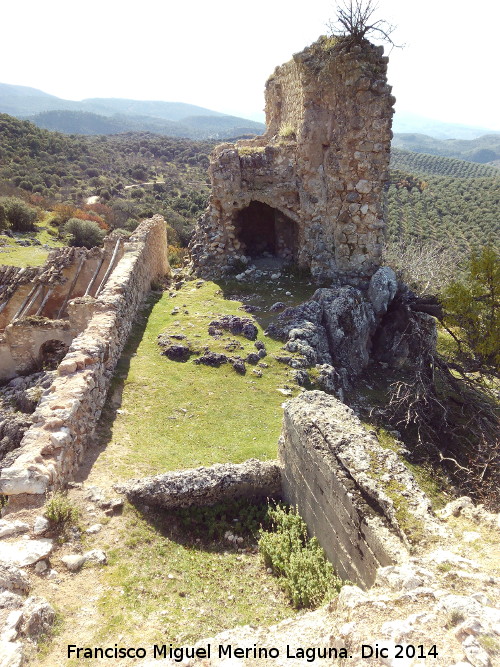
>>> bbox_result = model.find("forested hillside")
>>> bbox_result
[0,115,498,253]
[0,83,266,140]
[0,114,213,243]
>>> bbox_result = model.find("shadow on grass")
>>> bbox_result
[125,495,280,555]
[75,290,163,483]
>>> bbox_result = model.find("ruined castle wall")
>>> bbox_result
[190,36,395,283]
[0,237,129,381]
[0,216,169,496]
[279,392,446,588]
[0,338,16,379]
[264,60,305,137]
[0,239,124,333]
[3,320,73,377]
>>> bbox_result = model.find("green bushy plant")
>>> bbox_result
[45,491,79,527]
[0,196,38,231]
[63,217,105,248]
[443,245,499,370]
[258,504,342,608]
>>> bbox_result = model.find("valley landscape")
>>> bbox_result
[0,14,499,667]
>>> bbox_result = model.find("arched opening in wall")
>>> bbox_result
[39,339,69,371]
[234,201,298,264]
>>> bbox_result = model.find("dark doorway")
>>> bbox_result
[39,339,69,370]
[235,201,297,261]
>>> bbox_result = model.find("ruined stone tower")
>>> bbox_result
[190,35,395,282]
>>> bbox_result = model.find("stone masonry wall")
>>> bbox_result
[0,216,169,496]
[190,35,395,282]
[279,391,446,588]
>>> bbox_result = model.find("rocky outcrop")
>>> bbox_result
[115,459,282,509]
[267,266,404,395]
[0,561,55,667]
[190,35,394,282]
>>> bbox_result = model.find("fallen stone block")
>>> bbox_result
[0,564,29,595]
[115,459,282,509]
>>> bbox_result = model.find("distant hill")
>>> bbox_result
[392,133,500,166]
[392,111,500,140]
[0,83,79,116]
[28,110,265,140]
[0,83,265,140]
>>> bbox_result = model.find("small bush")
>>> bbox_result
[63,217,105,248]
[258,504,342,608]
[45,492,79,527]
[168,245,188,268]
[442,245,500,369]
[0,196,38,231]
[278,124,296,140]
[0,201,7,231]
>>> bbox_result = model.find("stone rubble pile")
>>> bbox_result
[0,371,56,464]
[0,528,56,667]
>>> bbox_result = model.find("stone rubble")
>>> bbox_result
[0,561,55,667]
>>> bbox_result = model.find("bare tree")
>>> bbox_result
[328,0,401,48]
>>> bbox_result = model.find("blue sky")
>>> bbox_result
[1,0,499,131]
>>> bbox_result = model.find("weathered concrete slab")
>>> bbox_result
[279,391,447,588]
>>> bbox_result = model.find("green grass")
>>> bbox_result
[0,213,63,267]
[0,243,49,266]
[94,279,314,479]
[91,503,292,649]
[72,278,321,654]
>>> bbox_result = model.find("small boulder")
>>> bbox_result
[19,596,55,638]
[33,516,50,536]
[61,555,86,572]
[83,549,107,565]
[0,564,29,594]
[0,520,30,540]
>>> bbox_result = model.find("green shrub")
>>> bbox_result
[442,245,500,369]
[63,217,105,248]
[168,244,187,268]
[0,201,6,231]
[258,504,342,608]
[0,196,38,231]
[45,492,79,527]
[278,124,296,140]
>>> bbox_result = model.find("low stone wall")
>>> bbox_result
[115,459,282,509]
[0,216,169,496]
[279,391,446,589]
